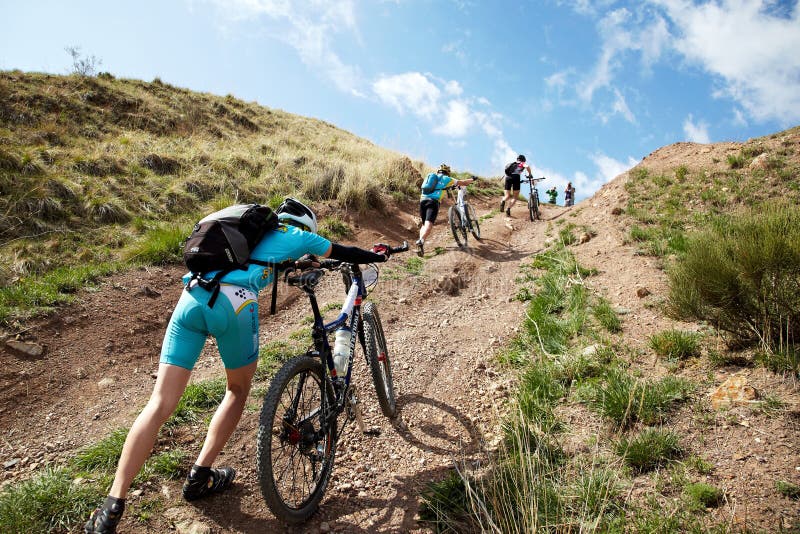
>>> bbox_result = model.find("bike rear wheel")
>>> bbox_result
[257,355,337,524]
[448,206,467,248]
[465,203,481,240]
[362,302,396,418]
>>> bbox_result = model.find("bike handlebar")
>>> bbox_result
[523,176,546,183]
[293,241,409,271]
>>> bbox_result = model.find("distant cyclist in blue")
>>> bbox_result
[415,163,475,256]
[85,198,391,534]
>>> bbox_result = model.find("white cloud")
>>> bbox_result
[372,72,441,118]
[444,80,463,96]
[650,0,800,124]
[591,152,638,188]
[206,0,364,96]
[683,114,711,143]
[434,100,473,137]
[611,88,636,123]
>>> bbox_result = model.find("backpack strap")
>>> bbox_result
[190,270,231,308]
[249,259,296,315]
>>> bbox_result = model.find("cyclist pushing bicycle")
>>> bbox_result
[85,198,395,533]
[500,154,533,217]
[416,163,475,256]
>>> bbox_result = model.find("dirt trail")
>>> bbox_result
[1,196,563,533]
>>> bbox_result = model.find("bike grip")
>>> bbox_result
[319,259,341,269]
[390,241,409,254]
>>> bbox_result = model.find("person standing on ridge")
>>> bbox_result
[500,154,533,217]
[546,186,558,204]
[415,163,475,256]
[84,198,392,534]
[564,182,576,207]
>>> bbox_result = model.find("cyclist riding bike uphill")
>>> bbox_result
[85,198,391,534]
[416,163,475,256]
[501,154,533,216]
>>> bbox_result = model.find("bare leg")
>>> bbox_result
[419,221,434,242]
[508,190,521,209]
[195,360,258,467]
[109,363,192,498]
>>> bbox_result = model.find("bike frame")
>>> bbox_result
[448,186,472,229]
[289,262,368,430]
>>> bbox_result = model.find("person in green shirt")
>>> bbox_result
[546,186,558,204]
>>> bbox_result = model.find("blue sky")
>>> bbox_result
[1,1,799,202]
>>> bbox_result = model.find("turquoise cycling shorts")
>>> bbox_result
[160,283,259,370]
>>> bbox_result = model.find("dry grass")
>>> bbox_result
[0,71,433,322]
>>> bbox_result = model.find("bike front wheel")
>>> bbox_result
[533,193,541,220]
[362,302,396,418]
[448,206,467,248]
[257,355,337,524]
[465,203,481,240]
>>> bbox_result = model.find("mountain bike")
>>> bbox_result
[257,242,408,524]
[523,177,546,221]
[446,185,481,248]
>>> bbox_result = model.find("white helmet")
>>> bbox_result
[276,197,318,233]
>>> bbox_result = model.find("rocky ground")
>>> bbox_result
[2,172,798,532]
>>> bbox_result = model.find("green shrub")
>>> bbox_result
[754,348,800,376]
[668,204,800,349]
[684,482,724,510]
[649,329,701,360]
[775,480,800,499]
[616,428,683,472]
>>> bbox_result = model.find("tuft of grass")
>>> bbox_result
[567,467,622,519]
[73,428,128,471]
[167,377,226,427]
[254,340,297,382]
[0,261,121,325]
[404,256,424,275]
[126,222,192,264]
[775,480,800,500]
[582,368,694,427]
[137,449,186,481]
[649,329,701,360]
[616,428,683,472]
[684,482,724,510]
[419,470,472,533]
[317,216,353,240]
[0,467,107,534]
[593,298,621,333]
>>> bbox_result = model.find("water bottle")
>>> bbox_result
[332,328,351,377]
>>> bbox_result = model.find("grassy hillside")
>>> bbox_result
[0,71,428,324]
[622,127,800,259]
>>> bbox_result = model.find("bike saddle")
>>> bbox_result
[286,269,325,289]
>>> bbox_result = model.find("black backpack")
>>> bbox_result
[505,161,520,176]
[183,204,279,307]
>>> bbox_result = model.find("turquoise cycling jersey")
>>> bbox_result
[162,225,331,370]
[181,225,331,293]
[420,173,454,201]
